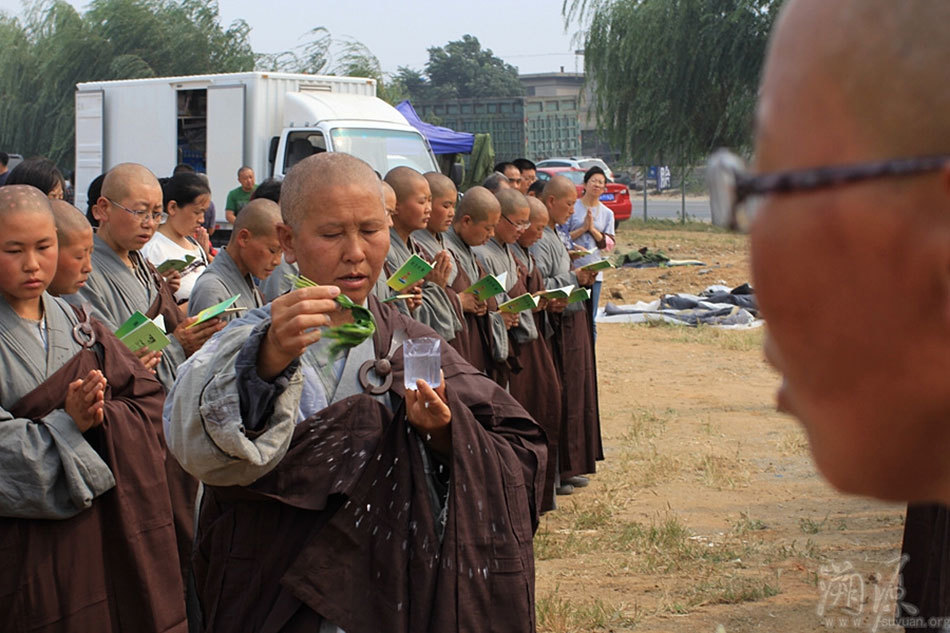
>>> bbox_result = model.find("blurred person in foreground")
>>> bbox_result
[714,0,950,628]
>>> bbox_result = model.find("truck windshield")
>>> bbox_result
[329,128,435,175]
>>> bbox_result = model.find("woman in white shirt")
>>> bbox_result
[565,166,615,339]
[141,173,211,309]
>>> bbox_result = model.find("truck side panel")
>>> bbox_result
[206,84,247,222]
[74,90,104,211]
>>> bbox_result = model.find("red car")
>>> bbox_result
[535,167,633,223]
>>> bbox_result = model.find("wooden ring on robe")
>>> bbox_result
[358,358,393,395]
[72,321,97,349]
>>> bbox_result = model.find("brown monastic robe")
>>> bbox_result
[511,244,563,512]
[0,313,186,633]
[190,297,546,633]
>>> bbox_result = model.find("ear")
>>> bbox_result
[166,200,179,216]
[92,197,110,223]
[236,228,251,247]
[276,222,296,264]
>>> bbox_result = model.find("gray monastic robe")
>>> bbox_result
[261,256,299,303]
[473,237,538,345]
[0,294,114,518]
[187,248,263,320]
[530,226,583,314]
[65,235,185,390]
[530,225,602,477]
[385,227,463,341]
[444,226,508,362]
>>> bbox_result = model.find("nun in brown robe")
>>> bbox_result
[164,153,546,633]
[0,296,186,633]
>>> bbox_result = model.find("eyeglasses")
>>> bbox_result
[107,198,167,224]
[501,213,531,230]
[707,148,950,233]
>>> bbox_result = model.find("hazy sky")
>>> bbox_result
[0,0,587,76]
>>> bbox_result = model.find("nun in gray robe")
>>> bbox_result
[65,234,185,391]
[187,248,264,319]
[530,225,603,478]
[385,227,463,342]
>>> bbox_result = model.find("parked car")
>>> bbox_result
[536,166,632,223]
[536,157,614,181]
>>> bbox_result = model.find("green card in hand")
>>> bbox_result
[464,271,508,301]
[156,254,196,274]
[498,293,539,314]
[188,294,241,328]
[115,311,170,352]
[568,287,591,304]
[534,284,574,300]
[386,254,433,292]
[577,259,614,272]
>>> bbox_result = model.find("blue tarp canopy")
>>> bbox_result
[396,100,475,155]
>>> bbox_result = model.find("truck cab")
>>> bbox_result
[272,92,436,178]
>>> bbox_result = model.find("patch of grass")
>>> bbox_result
[536,588,640,633]
[799,514,830,535]
[623,442,681,488]
[625,407,671,442]
[686,575,781,607]
[733,511,768,535]
[696,451,750,490]
[778,430,810,455]
[620,218,727,234]
[627,321,764,352]
[571,497,614,531]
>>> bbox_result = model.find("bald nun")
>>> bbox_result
[0,185,187,631]
[188,198,283,319]
[164,152,546,633]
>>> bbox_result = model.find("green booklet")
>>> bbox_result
[464,271,507,301]
[386,254,433,291]
[156,254,196,274]
[115,311,170,352]
[188,294,241,328]
[577,259,614,272]
[568,287,592,304]
[498,293,539,314]
[534,284,574,300]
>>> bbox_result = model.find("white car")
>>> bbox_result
[536,157,614,181]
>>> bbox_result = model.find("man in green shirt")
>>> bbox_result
[224,166,256,223]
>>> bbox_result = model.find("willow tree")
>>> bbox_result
[564,0,778,166]
[0,0,254,169]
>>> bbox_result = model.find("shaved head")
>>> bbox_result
[541,175,575,201]
[100,163,159,203]
[0,184,53,220]
[760,0,950,164]
[455,186,500,224]
[495,189,529,218]
[281,153,383,229]
[384,166,427,203]
[232,198,281,240]
[527,196,549,223]
[50,199,91,245]
[424,172,456,200]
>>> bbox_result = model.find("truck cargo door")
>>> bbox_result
[74,90,104,210]
[207,84,246,224]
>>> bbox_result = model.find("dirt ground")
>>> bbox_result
[534,222,907,633]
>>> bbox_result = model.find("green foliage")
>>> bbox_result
[0,0,254,169]
[564,0,778,165]
[396,34,524,103]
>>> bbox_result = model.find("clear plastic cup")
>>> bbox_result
[403,337,442,391]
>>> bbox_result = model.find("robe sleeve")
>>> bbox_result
[164,318,303,487]
[0,406,115,519]
[187,275,231,318]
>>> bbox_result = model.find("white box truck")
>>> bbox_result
[74,71,438,221]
